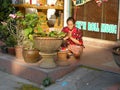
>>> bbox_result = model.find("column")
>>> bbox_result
[64,0,72,26]
[117,0,120,40]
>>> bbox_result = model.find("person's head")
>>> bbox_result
[66,17,75,30]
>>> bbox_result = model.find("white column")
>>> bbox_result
[117,0,120,40]
[64,0,72,26]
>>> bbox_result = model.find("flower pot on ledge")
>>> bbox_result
[15,45,23,59]
[34,36,63,68]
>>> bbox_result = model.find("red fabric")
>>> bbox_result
[62,26,83,46]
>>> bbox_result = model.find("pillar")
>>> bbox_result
[64,0,72,26]
[117,0,120,40]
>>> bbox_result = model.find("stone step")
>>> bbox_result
[0,53,78,85]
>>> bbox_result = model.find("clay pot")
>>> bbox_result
[23,49,41,63]
[15,45,23,59]
[8,47,15,56]
[56,51,70,66]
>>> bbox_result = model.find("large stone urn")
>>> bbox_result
[34,36,63,68]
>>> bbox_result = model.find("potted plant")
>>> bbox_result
[0,24,9,54]
[1,11,39,59]
[33,13,66,68]
[1,11,25,58]
[0,0,14,54]
[5,35,17,55]
[22,38,41,63]
[21,12,41,63]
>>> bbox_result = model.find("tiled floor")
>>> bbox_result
[0,38,120,90]
[0,37,120,74]
[80,44,120,74]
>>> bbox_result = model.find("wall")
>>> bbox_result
[73,0,118,41]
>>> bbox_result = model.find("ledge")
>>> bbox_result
[0,53,78,84]
[12,4,64,10]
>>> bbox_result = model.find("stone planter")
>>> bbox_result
[34,36,63,68]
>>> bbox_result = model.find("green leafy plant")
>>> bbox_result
[0,0,13,21]
[2,11,39,47]
[0,0,15,44]
[42,77,53,87]
[33,13,66,38]
[1,11,25,46]
[5,35,17,47]
[22,13,39,50]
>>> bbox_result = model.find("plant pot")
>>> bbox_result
[56,51,70,66]
[7,47,15,56]
[34,37,63,53]
[23,49,41,63]
[112,46,120,67]
[15,45,23,59]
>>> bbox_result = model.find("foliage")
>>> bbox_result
[0,24,9,42]
[34,28,66,38]
[1,9,65,49]
[5,11,25,46]
[0,0,15,44]
[22,13,39,50]
[42,77,53,87]
[22,13,39,40]
[5,35,17,47]
[34,13,66,38]
[23,39,35,50]
[0,0,13,21]
[2,11,39,47]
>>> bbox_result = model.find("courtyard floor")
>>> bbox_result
[0,37,120,90]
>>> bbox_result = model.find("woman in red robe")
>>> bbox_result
[62,17,84,59]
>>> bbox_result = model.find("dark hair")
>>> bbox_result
[66,17,75,24]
